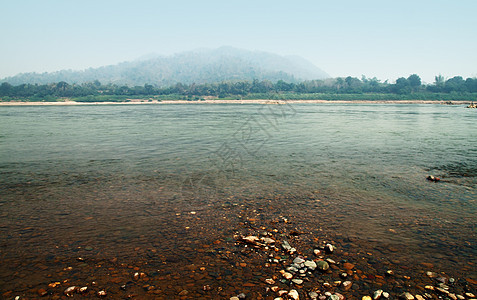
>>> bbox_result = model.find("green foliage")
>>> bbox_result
[2,75,477,102]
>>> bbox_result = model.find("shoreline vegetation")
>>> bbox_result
[1,74,477,105]
[0,99,474,106]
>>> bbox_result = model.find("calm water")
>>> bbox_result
[0,103,476,297]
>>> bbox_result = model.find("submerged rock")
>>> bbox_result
[373,290,383,299]
[64,286,77,297]
[288,289,300,300]
[400,292,415,300]
[292,279,303,285]
[304,260,317,270]
[316,260,329,271]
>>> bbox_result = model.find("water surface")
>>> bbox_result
[0,103,476,297]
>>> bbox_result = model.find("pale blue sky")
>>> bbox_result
[1,0,476,83]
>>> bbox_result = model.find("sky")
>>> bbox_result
[1,0,476,83]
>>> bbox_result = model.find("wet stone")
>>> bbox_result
[64,286,77,297]
[329,295,340,300]
[37,288,48,297]
[309,291,319,300]
[288,289,299,300]
[373,290,383,300]
[293,257,306,264]
[325,243,334,253]
[292,279,303,285]
[316,260,329,271]
[400,292,415,300]
[342,281,352,291]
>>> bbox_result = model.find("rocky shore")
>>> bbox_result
[2,209,475,300]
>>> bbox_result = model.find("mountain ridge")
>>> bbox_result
[1,47,330,86]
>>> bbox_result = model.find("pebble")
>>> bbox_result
[314,249,322,255]
[415,295,425,300]
[265,278,275,284]
[309,291,319,300]
[288,289,299,300]
[342,281,352,291]
[37,289,47,297]
[382,292,390,299]
[282,241,292,251]
[237,293,246,299]
[261,237,275,244]
[283,272,293,280]
[326,258,336,264]
[243,236,259,243]
[64,286,77,297]
[230,297,240,300]
[363,297,372,300]
[304,260,317,270]
[293,257,306,264]
[292,279,303,285]
[84,246,93,251]
[316,260,329,271]
[436,287,449,295]
[329,295,340,300]
[97,290,107,297]
[437,276,448,283]
[343,262,354,270]
[325,243,334,253]
[465,293,476,298]
[426,271,437,278]
[373,290,383,300]
[78,287,88,294]
[178,290,189,296]
[400,292,415,300]
[335,294,345,300]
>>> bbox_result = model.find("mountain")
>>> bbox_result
[1,47,329,86]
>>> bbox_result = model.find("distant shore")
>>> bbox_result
[0,99,472,106]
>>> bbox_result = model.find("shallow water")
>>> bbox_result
[0,103,476,298]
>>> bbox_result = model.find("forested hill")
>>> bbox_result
[1,47,330,86]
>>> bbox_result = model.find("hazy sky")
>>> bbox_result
[1,0,476,83]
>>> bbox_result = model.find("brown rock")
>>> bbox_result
[37,288,48,297]
[342,281,352,291]
[343,262,355,270]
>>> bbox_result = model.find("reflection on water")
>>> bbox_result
[0,103,476,296]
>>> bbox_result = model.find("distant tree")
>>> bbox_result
[435,75,445,86]
[407,74,421,88]
[0,82,13,96]
[465,78,477,93]
[394,77,411,94]
[444,76,466,93]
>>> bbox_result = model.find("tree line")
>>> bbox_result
[1,74,477,101]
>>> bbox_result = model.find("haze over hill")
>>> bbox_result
[1,47,329,86]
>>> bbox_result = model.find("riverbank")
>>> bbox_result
[0,99,473,106]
